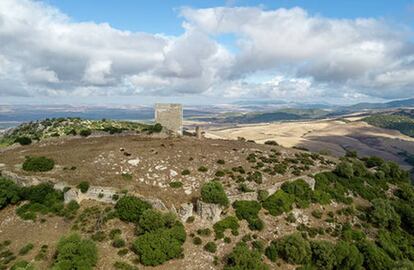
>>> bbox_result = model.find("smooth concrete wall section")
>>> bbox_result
[155,103,183,136]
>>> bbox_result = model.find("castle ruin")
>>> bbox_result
[155,103,183,136]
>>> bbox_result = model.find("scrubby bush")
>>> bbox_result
[193,237,202,245]
[79,129,92,137]
[22,156,54,172]
[0,178,21,209]
[132,223,186,266]
[334,161,354,179]
[334,241,364,270]
[113,261,138,270]
[262,190,294,216]
[11,260,35,270]
[217,159,226,165]
[358,240,394,270]
[257,190,269,202]
[77,181,90,193]
[169,181,183,188]
[311,209,323,219]
[201,181,229,206]
[310,241,335,270]
[264,140,278,146]
[198,166,208,172]
[214,216,239,239]
[369,198,400,229]
[181,169,190,176]
[204,242,217,253]
[115,195,151,223]
[137,209,175,234]
[197,228,212,237]
[233,200,264,231]
[112,237,126,248]
[224,242,269,270]
[247,171,263,184]
[18,243,34,255]
[14,136,32,145]
[52,233,97,270]
[265,233,311,264]
[91,231,106,242]
[281,179,312,208]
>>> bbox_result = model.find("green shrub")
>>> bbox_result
[215,170,225,177]
[264,140,278,146]
[197,228,212,237]
[22,156,54,172]
[257,190,269,202]
[334,241,363,270]
[109,229,122,240]
[18,243,34,255]
[369,198,400,229]
[204,242,217,253]
[115,196,151,223]
[265,233,311,264]
[358,240,394,270]
[201,181,229,206]
[0,178,22,209]
[113,261,138,270]
[137,209,173,233]
[181,169,190,176]
[281,179,312,208]
[310,241,335,270]
[169,181,183,188]
[247,171,263,184]
[224,242,269,270]
[311,209,323,219]
[15,136,32,146]
[91,231,106,242]
[52,234,97,270]
[112,237,126,248]
[334,161,354,179]
[198,166,208,172]
[262,190,294,216]
[11,260,35,270]
[214,216,239,239]
[217,159,226,165]
[132,223,186,266]
[193,237,202,245]
[79,129,92,137]
[77,181,90,193]
[233,200,264,231]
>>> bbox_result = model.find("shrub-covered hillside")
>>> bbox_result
[364,111,414,137]
[0,117,160,146]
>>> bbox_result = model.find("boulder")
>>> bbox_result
[197,200,223,223]
[64,189,80,204]
[178,203,193,222]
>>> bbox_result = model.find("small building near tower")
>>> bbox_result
[155,103,183,136]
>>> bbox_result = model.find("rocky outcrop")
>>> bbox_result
[0,170,43,186]
[228,192,258,204]
[197,200,223,223]
[177,203,193,222]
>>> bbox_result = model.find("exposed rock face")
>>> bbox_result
[64,189,79,204]
[177,203,193,222]
[302,176,316,190]
[197,200,222,223]
[0,170,42,186]
[228,192,258,204]
[291,209,309,225]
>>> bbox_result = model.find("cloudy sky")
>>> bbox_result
[1,0,414,105]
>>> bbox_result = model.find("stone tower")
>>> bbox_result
[155,103,183,136]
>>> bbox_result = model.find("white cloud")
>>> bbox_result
[0,0,413,103]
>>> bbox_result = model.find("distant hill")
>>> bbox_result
[346,98,414,111]
[363,109,414,137]
[196,108,331,124]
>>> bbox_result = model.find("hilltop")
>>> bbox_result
[0,119,413,269]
